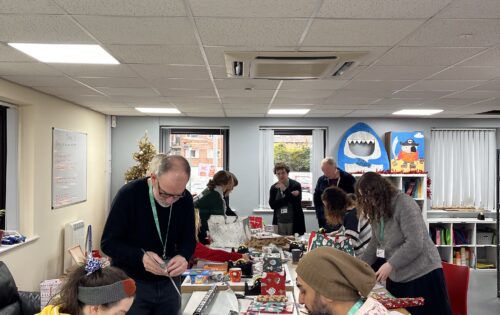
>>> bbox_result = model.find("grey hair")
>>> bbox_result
[148,153,168,175]
[321,157,337,167]
[153,155,191,178]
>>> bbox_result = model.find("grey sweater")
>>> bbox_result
[360,191,442,282]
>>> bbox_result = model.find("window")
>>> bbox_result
[160,128,229,195]
[259,128,326,208]
[0,102,19,230]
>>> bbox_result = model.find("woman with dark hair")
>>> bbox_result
[38,264,135,315]
[195,170,234,244]
[356,172,451,315]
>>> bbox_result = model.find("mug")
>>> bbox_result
[291,249,303,264]
[229,267,242,282]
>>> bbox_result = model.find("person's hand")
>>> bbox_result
[142,251,169,276]
[275,182,286,191]
[291,190,300,196]
[166,255,188,277]
[241,254,250,261]
[376,262,393,282]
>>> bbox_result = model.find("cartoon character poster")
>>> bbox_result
[385,131,425,173]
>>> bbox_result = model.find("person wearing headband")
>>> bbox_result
[38,265,135,315]
[101,154,196,315]
[296,247,389,315]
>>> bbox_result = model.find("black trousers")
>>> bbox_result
[127,277,181,315]
[387,268,452,315]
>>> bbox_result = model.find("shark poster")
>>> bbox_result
[385,131,425,173]
[337,122,390,173]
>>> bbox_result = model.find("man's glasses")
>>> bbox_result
[156,180,185,201]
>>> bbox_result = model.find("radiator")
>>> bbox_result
[63,220,85,271]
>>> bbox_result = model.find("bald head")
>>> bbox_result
[155,155,191,178]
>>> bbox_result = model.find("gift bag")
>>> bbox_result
[208,215,251,248]
[248,216,264,229]
[261,271,286,296]
[307,230,355,256]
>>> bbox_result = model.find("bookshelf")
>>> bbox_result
[353,173,428,218]
[428,218,497,270]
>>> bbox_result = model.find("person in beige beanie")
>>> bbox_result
[296,247,389,315]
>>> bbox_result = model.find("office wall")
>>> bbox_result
[0,79,107,290]
[111,116,499,232]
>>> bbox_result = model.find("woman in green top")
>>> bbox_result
[195,170,234,244]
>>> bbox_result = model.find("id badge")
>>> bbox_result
[376,248,385,259]
[280,208,288,214]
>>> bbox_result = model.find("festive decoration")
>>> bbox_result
[261,271,286,296]
[124,132,157,182]
[307,231,355,256]
[337,122,390,173]
[385,131,425,173]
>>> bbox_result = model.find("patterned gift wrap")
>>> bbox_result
[307,231,355,256]
[261,271,286,296]
[263,254,282,272]
[247,301,294,314]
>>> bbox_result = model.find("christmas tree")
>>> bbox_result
[124,132,157,182]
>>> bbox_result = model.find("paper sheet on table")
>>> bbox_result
[183,290,238,315]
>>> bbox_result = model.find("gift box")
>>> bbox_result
[263,254,282,272]
[307,231,355,256]
[40,279,63,308]
[246,301,294,314]
[261,271,286,296]
[249,216,264,229]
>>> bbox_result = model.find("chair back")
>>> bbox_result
[442,262,469,315]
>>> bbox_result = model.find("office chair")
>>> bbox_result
[442,262,470,315]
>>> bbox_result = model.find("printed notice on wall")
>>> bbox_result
[52,128,87,209]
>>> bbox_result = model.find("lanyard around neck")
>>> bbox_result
[379,217,385,242]
[346,299,364,315]
[148,180,173,260]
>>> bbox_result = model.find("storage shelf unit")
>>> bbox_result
[428,218,497,270]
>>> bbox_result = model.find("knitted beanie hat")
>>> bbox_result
[296,247,375,301]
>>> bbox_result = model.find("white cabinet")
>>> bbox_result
[428,218,497,270]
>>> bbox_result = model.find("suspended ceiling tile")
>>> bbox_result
[306,110,352,117]
[322,96,381,105]
[445,90,500,99]
[344,110,393,117]
[218,89,275,98]
[95,87,159,97]
[0,44,37,62]
[401,19,500,47]
[437,0,500,19]
[33,85,103,96]
[0,62,63,76]
[276,90,334,99]
[0,0,65,14]
[148,78,214,90]
[53,0,186,16]
[0,15,95,43]
[129,64,210,79]
[303,19,423,46]
[280,80,348,90]
[342,80,414,91]
[460,48,500,67]
[404,80,486,91]
[195,17,307,46]
[222,97,270,104]
[214,78,280,90]
[429,66,500,80]
[157,88,217,97]
[75,16,197,45]
[422,98,485,107]
[355,66,446,80]
[2,75,81,87]
[390,90,452,99]
[107,45,204,65]
[52,64,137,77]
[470,79,500,91]
[168,96,221,105]
[225,112,265,117]
[377,47,485,66]
[318,0,451,18]
[110,95,171,105]
[77,77,150,88]
[190,0,315,18]
[222,103,269,109]
[272,97,322,105]
[298,46,390,66]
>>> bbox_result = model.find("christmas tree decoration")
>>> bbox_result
[124,132,157,182]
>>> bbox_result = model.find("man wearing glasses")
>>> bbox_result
[101,155,196,315]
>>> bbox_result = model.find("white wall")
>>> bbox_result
[0,79,108,290]
[111,116,500,231]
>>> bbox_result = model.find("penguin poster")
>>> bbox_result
[384,131,425,173]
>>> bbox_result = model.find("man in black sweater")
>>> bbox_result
[101,155,196,315]
[313,157,356,232]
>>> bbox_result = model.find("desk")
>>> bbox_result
[181,264,294,293]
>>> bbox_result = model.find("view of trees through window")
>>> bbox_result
[274,133,313,202]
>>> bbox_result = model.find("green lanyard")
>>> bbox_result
[346,299,364,315]
[379,217,384,243]
[148,180,172,260]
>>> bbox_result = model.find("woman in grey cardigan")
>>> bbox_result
[357,172,451,315]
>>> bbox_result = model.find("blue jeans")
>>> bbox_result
[127,277,181,315]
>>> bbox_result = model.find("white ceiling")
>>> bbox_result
[0,0,499,118]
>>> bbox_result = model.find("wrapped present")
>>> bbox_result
[40,278,63,308]
[246,301,294,314]
[307,230,355,256]
[249,216,264,229]
[377,297,425,309]
[263,254,282,272]
[261,271,286,296]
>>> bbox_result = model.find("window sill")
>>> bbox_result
[0,235,40,255]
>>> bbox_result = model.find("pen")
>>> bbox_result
[141,248,167,270]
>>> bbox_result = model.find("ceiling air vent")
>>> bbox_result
[224,51,367,80]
